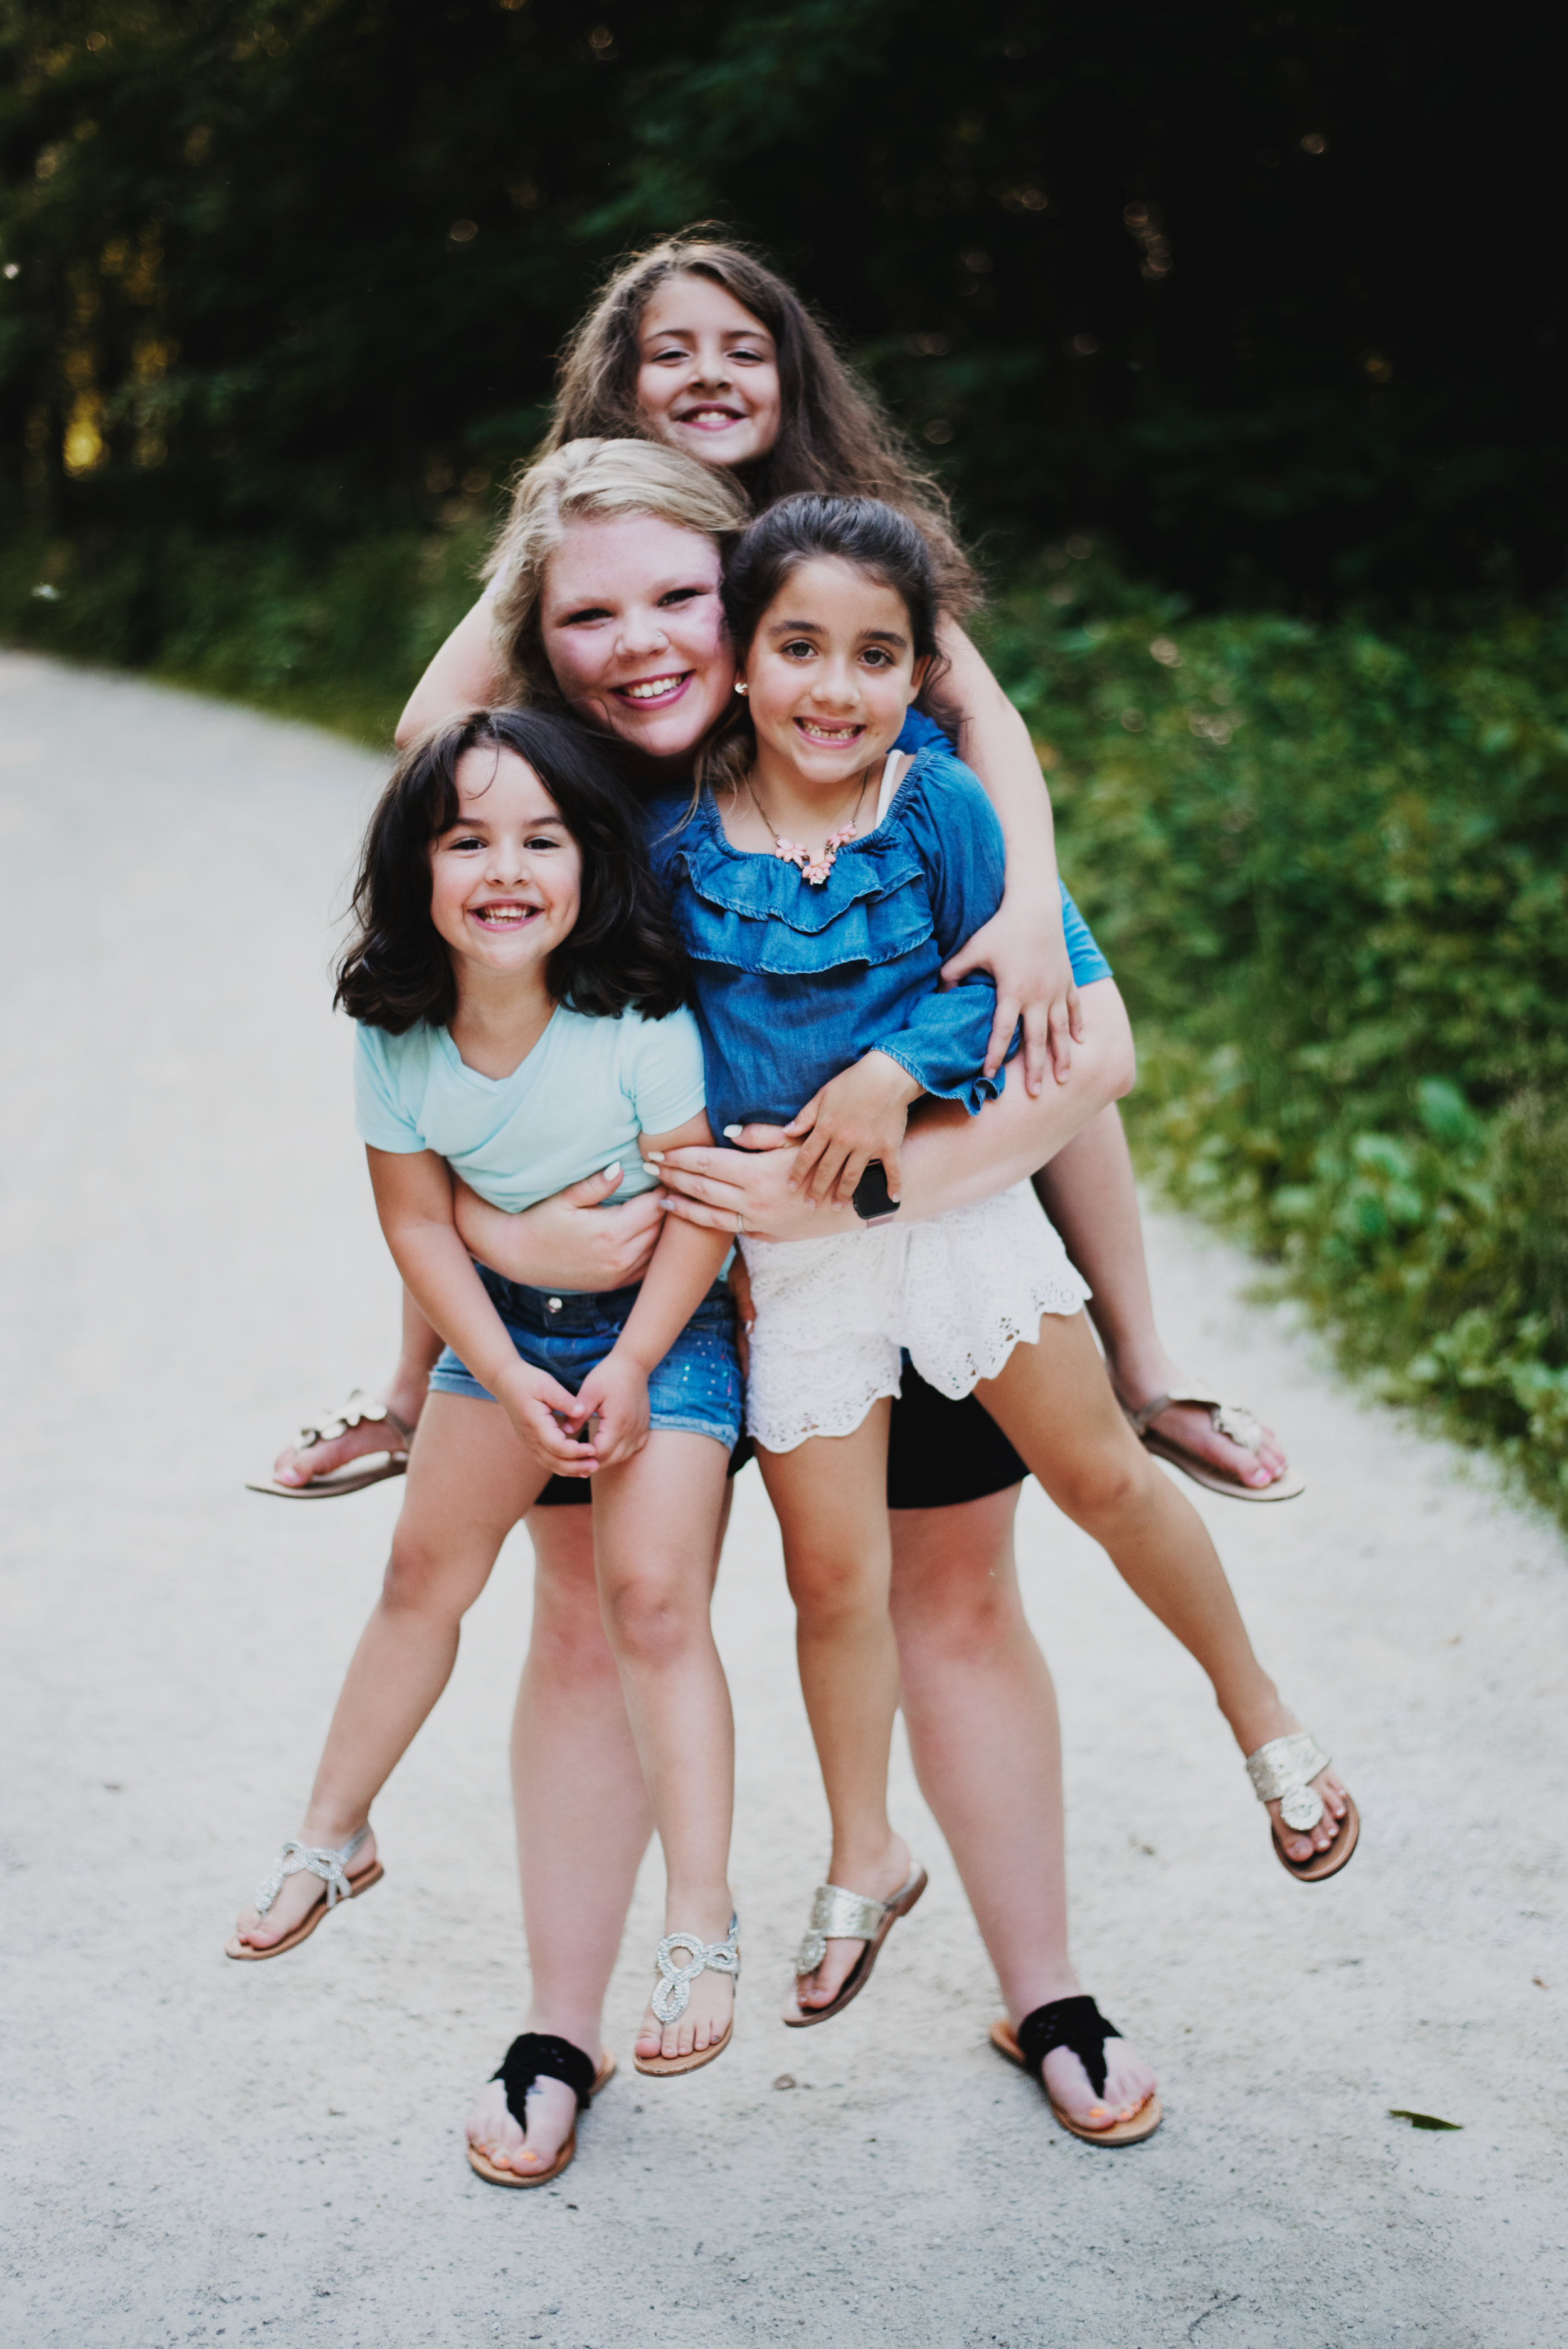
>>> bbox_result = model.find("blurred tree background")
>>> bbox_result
[4,0,1567,1517]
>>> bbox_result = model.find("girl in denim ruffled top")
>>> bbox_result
[645,498,1345,2049]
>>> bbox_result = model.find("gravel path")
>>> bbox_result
[3,653,1565,2348]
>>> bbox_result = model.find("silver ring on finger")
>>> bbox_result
[734,1207,745,1237]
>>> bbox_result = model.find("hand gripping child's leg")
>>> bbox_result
[588,1431,742,2072]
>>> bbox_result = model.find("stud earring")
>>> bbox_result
[734,682,748,695]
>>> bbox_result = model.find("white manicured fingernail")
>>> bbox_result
[642,1150,664,1164]
[601,1162,621,1179]
[723,1125,744,1140]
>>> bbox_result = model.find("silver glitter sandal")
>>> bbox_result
[783,1863,927,2027]
[634,1916,741,2076]
[246,1389,413,1498]
[1246,1732,1360,1881]
[1123,1386,1305,1502]
[225,1825,384,1959]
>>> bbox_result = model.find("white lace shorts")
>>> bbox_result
[739,1182,1092,1455]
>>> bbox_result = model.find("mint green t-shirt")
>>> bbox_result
[352,1002,707,1214]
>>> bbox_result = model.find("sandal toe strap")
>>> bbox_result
[1017,1995,1123,2101]
[651,1916,741,2024]
[794,1881,890,1976]
[1128,1387,1265,1453]
[252,1823,370,1917]
[1245,1731,1331,1829]
[297,1389,410,1451]
[492,2032,596,2123]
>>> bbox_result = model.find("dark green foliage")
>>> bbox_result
[980,565,1568,1519]
[2,0,1564,608]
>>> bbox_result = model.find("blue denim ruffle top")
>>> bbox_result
[644,731,1017,1140]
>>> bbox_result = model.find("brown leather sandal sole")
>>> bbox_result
[634,2017,733,2077]
[783,1864,928,2028]
[1273,1791,1360,1882]
[246,1456,407,1499]
[990,2020,1163,2145]
[467,2053,617,2187]
[224,1860,384,1960]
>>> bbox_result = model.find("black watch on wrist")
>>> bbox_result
[852,1160,901,1224]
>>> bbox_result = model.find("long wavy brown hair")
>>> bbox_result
[538,232,977,614]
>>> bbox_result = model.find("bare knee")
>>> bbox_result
[380,1527,482,1620]
[1047,1443,1146,1532]
[894,1570,1020,1671]
[787,1546,889,1637]
[601,1576,701,1670]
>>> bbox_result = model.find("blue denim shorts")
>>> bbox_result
[428,1267,743,1453]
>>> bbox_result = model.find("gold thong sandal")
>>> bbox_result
[634,1917,741,2077]
[468,2034,617,2188]
[224,1826,383,1960]
[782,1864,928,2028]
[991,1995,1162,2145]
[1123,1386,1306,1503]
[1246,1731,1360,1882]
[245,1389,412,1499]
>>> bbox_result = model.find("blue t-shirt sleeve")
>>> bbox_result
[894,705,955,755]
[353,1024,426,1153]
[895,717,1111,985]
[627,1007,708,1137]
[871,757,1008,1113]
[1059,883,1112,985]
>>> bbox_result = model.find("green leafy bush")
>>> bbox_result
[980,567,1568,1519]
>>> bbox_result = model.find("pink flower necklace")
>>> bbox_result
[744,762,874,887]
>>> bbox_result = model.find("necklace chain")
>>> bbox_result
[743,761,875,888]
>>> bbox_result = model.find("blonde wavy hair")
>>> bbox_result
[485,437,749,702]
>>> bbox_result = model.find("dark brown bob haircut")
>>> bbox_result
[539,231,978,615]
[336,707,691,1036]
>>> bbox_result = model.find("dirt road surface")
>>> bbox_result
[2,654,1565,2347]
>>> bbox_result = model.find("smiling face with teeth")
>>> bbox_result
[428,746,583,998]
[635,276,782,471]
[539,512,736,767]
[739,555,930,837]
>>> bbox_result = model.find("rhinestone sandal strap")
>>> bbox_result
[794,1881,892,1976]
[252,1824,370,1917]
[1017,1995,1123,2101]
[1245,1732,1330,1830]
[492,2032,596,2123]
[650,1916,741,2025]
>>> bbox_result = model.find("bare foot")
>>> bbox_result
[467,2072,580,2179]
[1114,1369,1290,1493]
[783,1833,911,2021]
[1242,1705,1350,1865]
[271,1385,422,1490]
[1042,2030,1159,2133]
[634,1904,738,2067]
[230,1824,376,1951]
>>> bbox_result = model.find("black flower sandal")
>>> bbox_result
[467,2032,617,2188]
[990,1995,1162,2145]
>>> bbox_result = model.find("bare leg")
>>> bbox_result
[593,1436,736,2065]
[273,1283,442,1488]
[758,1405,913,2017]
[468,1501,654,2178]
[975,1312,1348,1862]
[470,1483,736,2175]
[1036,1106,1289,1490]
[890,1488,1157,2129]
[234,1392,543,1948]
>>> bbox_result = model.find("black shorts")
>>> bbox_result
[533,1361,1025,1510]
